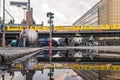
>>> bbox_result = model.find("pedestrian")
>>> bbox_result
[16,35,19,47]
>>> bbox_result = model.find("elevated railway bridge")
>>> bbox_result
[0,25,120,44]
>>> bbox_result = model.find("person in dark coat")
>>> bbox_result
[16,35,19,47]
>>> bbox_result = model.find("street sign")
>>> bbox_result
[10,1,28,7]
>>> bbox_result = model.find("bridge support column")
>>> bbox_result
[22,70,35,80]
[26,70,35,80]
[1,75,4,80]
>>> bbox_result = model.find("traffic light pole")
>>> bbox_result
[49,15,53,80]
[2,0,5,47]
[50,21,52,64]
[47,12,54,80]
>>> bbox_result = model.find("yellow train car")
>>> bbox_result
[80,25,95,31]
[91,26,100,31]
[37,26,50,31]
[71,26,81,31]
[110,24,120,30]
[54,26,81,31]
[6,26,44,32]
[6,24,120,32]
[54,26,64,31]
[64,26,73,31]
[7,26,21,31]
[99,24,110,31]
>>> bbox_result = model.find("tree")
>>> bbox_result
[8,19,14,24]
[33,19,36,25]
[0,24,3,32]
[21,19,26,24]
[0,17,2,24]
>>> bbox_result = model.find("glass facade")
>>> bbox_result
[73,8,99,45]
[77,8,99,26]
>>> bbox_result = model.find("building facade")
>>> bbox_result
[73,0,120,25]
[73,0,120,46]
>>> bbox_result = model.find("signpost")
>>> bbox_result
[10,1,28,7]
[2,0,5,47]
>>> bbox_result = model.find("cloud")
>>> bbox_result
[0,0,100,25]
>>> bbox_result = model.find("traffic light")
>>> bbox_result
[50,13,54,19]
[12,20,15,24]
[47,12,54,19]
[47,12,50,17]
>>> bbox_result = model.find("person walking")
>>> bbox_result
[16,35,19,47]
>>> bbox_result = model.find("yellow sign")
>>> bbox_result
[6,24,120,32]
[33,63,120,70]
[75,33,81,36]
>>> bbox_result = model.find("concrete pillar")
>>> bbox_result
[26,70,35,80]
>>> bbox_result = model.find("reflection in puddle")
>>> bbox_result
[36,49,99,58]
[0,49,120,80]
[0,69,83,80]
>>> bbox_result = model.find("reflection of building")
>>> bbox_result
[98,39,120,46]
[73,0,120,45]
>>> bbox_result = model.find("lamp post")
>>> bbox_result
[22,7,27,22]
[2,0,5,47]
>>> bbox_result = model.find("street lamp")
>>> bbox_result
[22,7,27,22]
[2,0,6,47]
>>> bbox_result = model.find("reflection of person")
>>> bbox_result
[65,52,68,58]
[69,37,73,46]
[5,40,8,46]
[65,37,68,46]
[0,38,2,47]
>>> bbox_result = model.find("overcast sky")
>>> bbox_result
[0,0,100,26]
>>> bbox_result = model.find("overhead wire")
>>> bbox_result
[6,0,14,21]
[0,0,2,18]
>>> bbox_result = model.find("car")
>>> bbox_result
[37,38,58,47]
[11,40,17,47]
[10,39,23,47]
[36,50,58,59]
[58,38,65,46]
